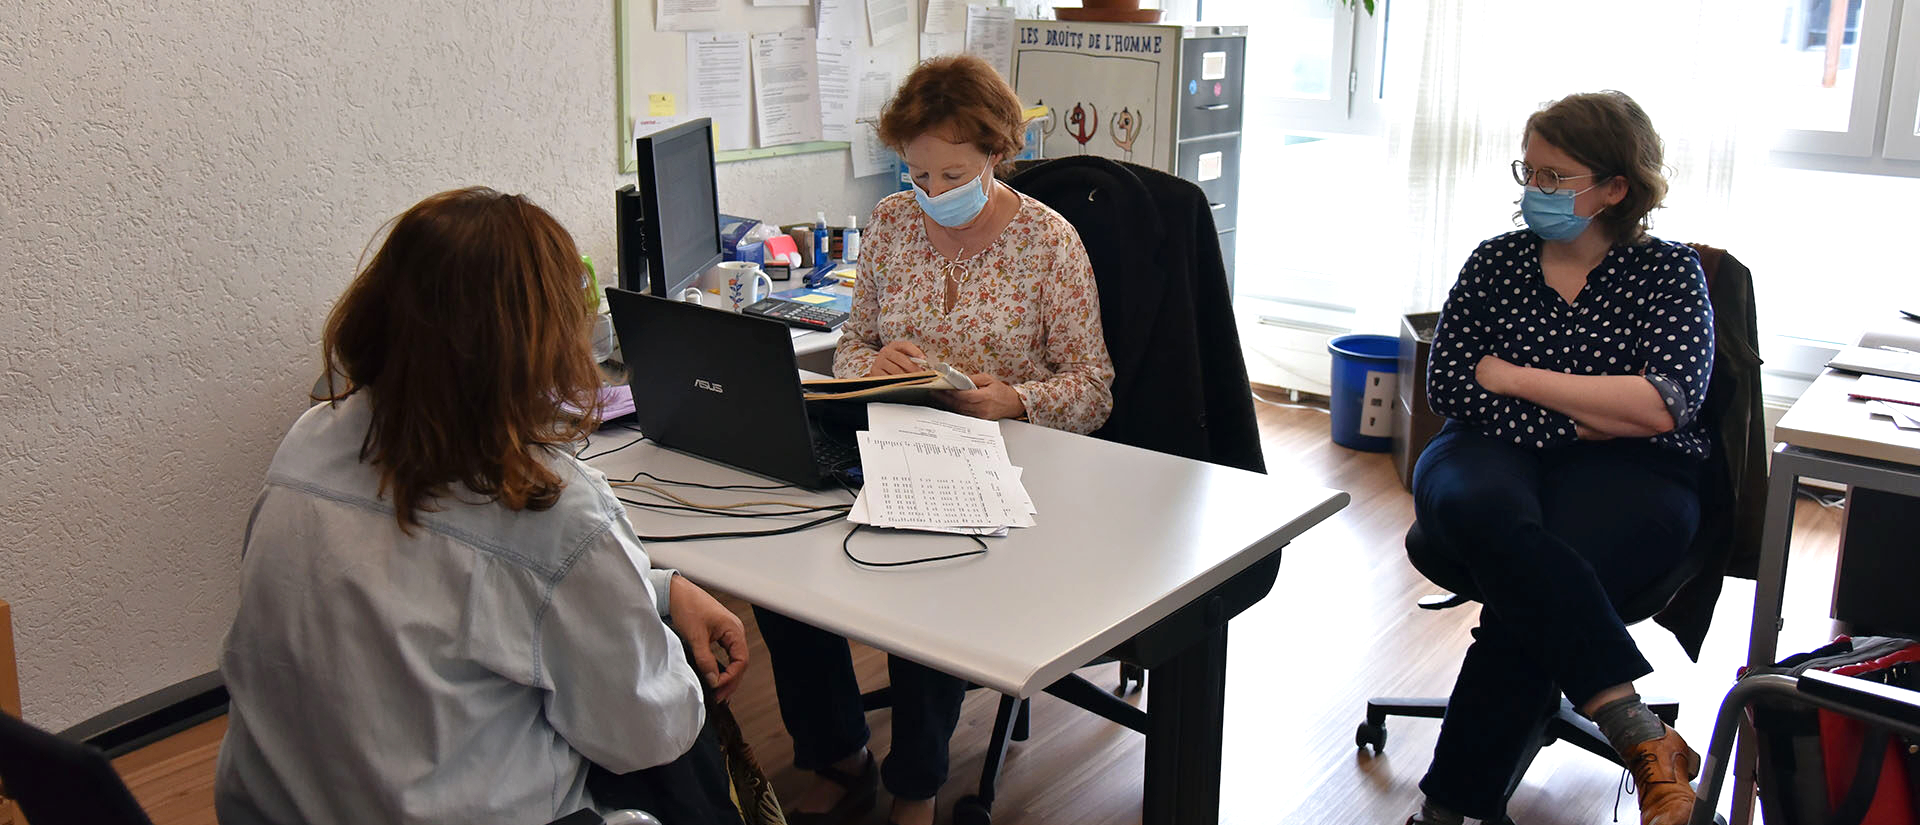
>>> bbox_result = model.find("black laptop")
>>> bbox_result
[604,287,857,488]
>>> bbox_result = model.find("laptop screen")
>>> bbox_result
[604,288,826,487]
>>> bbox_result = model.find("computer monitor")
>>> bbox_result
[623,117,723,298]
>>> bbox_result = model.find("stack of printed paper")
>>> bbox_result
[847,403,1035,536]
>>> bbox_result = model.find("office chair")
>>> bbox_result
[1357,244,1764,825]
[853,156,1265,825]
[1355,522,1708,824]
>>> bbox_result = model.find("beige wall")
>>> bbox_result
[0,1,892,729]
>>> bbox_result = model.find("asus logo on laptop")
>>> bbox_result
[693,378,724,393]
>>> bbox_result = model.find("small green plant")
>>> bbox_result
[1337,0,1377,13]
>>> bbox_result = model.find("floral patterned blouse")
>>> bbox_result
[833,190,1115,434]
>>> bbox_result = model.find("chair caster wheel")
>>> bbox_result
[953,794,992,825]
[1355,720,1387,754]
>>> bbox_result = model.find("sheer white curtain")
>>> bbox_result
[1380,0,1759,314]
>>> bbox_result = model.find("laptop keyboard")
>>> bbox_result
[811,430,859,472]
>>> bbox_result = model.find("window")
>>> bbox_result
[1194,1,1396,391]
[1885,0,1920,159]
[1767,0,1920,164]
[1197,0,1389,136]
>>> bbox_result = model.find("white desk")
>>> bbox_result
[1729,369,1920,825]
[585,421,1348,824]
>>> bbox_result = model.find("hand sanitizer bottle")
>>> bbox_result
[842,214,861,264]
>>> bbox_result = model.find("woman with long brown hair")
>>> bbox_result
[215,187,749,825]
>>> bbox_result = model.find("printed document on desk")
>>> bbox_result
[848,404,1035,533]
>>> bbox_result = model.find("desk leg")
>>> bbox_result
[1731,450,1804,825]
[1144,624,1228,825]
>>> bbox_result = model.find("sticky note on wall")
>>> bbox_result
[648,93,676,116]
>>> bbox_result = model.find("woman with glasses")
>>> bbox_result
[1405,92,1714,825]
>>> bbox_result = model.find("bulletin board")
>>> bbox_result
[615,0,936,172]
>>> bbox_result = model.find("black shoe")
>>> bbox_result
[787,751,879,825]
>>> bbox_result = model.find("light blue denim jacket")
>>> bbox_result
[215,394,702,825]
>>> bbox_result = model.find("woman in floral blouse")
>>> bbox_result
[833,57,1114,434]
[760,55,1113,825]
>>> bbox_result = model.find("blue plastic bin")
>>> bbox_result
[1327,334,1400,452]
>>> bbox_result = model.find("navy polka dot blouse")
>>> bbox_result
[1427,230,1715,458]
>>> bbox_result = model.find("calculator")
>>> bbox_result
[742,297,851,331]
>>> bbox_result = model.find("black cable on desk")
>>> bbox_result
[576,430,652,461]
[630,509,852,542]
[841,523,990,568]
[617,470,801,492]
[616,497,852,518]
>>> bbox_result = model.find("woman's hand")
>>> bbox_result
[868,340,928,376]
[666,574,750,703]
[1475,354,1521,396]
[937,373,1027,421]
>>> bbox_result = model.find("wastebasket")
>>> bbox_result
[1327,334,1399,452]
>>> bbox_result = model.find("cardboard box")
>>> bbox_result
[1393,312,1444,491]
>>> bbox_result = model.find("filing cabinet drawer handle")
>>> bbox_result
[1208,202,1227,210]
[1198,103,1233,111]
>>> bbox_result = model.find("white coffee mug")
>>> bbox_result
[684,261,774,312]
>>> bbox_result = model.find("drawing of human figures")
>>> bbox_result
[1067,102,1097,154]
[1109,107,1141,161]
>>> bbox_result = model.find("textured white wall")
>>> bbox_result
[0,1,889,729]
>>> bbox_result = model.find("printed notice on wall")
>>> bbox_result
[816,0,865,42]
[920,30,964,60]
[752,30,824,147]
[923,0,964,34]
[866,0,912,46]
[851,123,896,178]
[816,38,858,142]
[857,63,896,121]
[656,0,720,32]
[964,5,1015,80]
[687,33,753,151]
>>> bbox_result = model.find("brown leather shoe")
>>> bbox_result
[1620,724,1700,825]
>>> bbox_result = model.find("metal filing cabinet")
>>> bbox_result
[1012,21,1248,289]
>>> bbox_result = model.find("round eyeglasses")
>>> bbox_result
[1511,160,1603,195]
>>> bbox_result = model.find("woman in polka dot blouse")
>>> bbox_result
[1405,92,1715,825]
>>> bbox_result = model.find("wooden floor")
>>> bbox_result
[118,400,1846,825]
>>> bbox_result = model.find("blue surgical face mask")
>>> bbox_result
[915,167,992,228]
[1520,184,1601,241]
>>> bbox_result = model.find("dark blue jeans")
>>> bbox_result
[1412,422,1703,819]
[753,607,965,801]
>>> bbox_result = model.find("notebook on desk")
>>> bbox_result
[604,287,858,488]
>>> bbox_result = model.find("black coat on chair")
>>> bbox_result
[1005,156,1265,473]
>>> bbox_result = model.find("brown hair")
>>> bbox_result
[321,187,601,529]
[877,55,1024,158]
[1523,90,1668,244]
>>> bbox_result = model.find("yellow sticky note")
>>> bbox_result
[648,93,676,116]
[794,294,834,305]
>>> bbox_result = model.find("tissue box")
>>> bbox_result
[718,214,762,258]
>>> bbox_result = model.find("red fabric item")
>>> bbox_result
[1819,643,1920,825]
